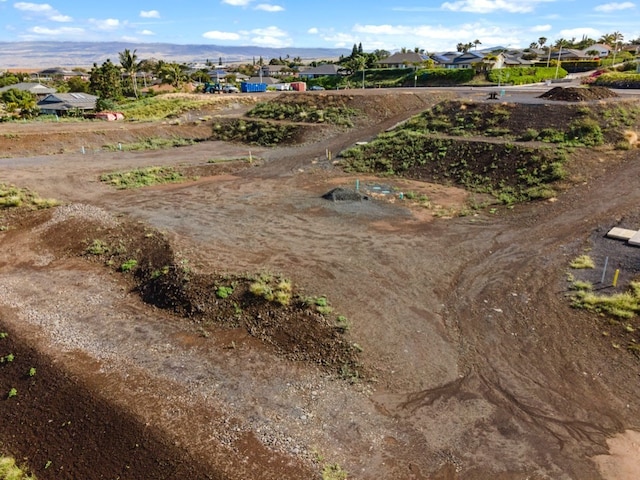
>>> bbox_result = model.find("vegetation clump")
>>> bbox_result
[103,137,196,151]
[211,119,302,146]
[340,130,565,204]
[0,184,58,209]
[100,166,185,189]
[569,255,595,269]
[572,281,640,320]
[247,102,358,127]
[0,457,36,479]
[250,273,293,306]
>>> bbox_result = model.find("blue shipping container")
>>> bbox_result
[241,82,268,93]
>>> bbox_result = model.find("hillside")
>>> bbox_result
[0,41,350,68]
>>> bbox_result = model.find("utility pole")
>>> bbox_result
[554,45,563,79]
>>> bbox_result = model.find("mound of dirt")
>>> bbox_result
[538,86,619,101]
[322,187,367,201]
[35,205,361,375]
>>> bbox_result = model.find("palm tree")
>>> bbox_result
[538,37,547,48]
[159,62,188,89]
[473,39,482,50]
[353,55,367,89]
[118,48,140,98]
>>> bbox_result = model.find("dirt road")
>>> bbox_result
[1,88,640,479]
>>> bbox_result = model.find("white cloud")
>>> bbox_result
[441,0,551,14]
[202,30,241,40]
[50,14,72,22]
[348,22,524,52]
[308,27,319,34]
[140,29,155,35]
[531,24,552,32]
[249,26,290,47]
[255,4,284,11]
[558,27,601,38]
[89,18,120,31]
[222,0,252,5]
[251,35,288,47]
[30,25,84,35]
[140,10,161,18]
[594,1,635,11]
[14,2,72,22]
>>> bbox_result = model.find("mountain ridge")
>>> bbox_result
[0,41,351,69]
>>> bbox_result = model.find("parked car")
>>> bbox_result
[309,85,325,91]
[222,85,239,93]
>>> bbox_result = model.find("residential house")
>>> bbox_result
[246,76,280,85]
[583,44,611,57]
[298,64,343,79]
[0,82,56,99]
[499,53,535,67]
[548,48,588,61]
[37,92,98,115]
[378,51,429,68]
[433,51,486,69]
[260,64,293,77]
[36,67,89,81]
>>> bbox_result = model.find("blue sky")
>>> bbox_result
[0,0,637,52]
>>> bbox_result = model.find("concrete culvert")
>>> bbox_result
[322,187,367,202]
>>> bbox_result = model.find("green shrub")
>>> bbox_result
[519,128,539,141]
[487,66,567,85]
[567,118,603,146]
[537,128,566,143]
[100,166,185,189]
[216,285,234,299]
[247,102,358,127]
[211,119,301,146]
[120,259,138,272]
[86,239,109,255]
[0,456,35,479]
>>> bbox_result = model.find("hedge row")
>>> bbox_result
[486,66,568,85]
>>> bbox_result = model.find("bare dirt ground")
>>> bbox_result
[1,87,640,479]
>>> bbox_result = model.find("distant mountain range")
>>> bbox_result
[0,41,351,69]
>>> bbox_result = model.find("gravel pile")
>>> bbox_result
[37,203,119,232]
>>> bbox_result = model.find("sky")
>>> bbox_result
[0,0,638,52]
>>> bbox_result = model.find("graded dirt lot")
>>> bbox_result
[1,87,640,479]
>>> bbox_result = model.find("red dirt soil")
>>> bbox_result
[1,87,640,479]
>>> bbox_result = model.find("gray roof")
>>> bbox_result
[298,64,342,76]
[247,76,280,84]
[379,52,429,65]
[0,82,56,95]
[37,92,98,111]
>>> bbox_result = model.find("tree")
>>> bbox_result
[575,35,596,50]
[538,37,547,48]
[372,49,390,60]
[358,42,364,55]
[473,39,482,50]
[0,88,38,118]
[190,69,211,83]
[119,48,140,98]
[66,76,90,93]
[599,31,623,46]
[158,62,188,88]
[89,59,122,100]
